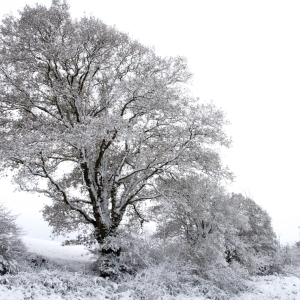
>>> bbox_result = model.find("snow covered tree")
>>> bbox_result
[229,194,278,255]
[0,0,230,251]
[152,177,278,276]
[0,204,26,275]
[152,175,227,270]
[226,194,278,273]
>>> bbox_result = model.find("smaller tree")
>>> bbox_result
[152,175,229,268]
[152,177,279,276]
[0,204,26,275]
[230,195,277,250]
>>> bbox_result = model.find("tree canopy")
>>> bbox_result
[0,0,231,246]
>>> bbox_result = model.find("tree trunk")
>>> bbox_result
[92,219,125,279]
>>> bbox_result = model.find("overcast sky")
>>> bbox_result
[1,0,300,245]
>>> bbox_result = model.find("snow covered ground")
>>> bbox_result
[232,275,300,300]
[0,237,300,299]
[23,236,93,262]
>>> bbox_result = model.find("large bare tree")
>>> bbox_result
[0,0,230,247]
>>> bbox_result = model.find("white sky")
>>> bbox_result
[1,0,300,245]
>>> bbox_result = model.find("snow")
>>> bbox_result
[232,275,300,300]
[232,276,300,300]
[22,236,93,262]
[0,285,63,300]
[0,237,300,299]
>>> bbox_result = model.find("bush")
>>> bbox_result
[120,261,232,300]
[0,204,26,275]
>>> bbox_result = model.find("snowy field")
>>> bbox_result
[0,237,300,299]
[23,237,94,262]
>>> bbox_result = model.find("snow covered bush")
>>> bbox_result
[226,194,279,275]
[120,262,230,300]
[0,204,26,275]
[23,253,50,271]
[0,269,120,299]
[272,242,300,276]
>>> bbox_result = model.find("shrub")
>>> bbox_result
[0,204,26,275]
